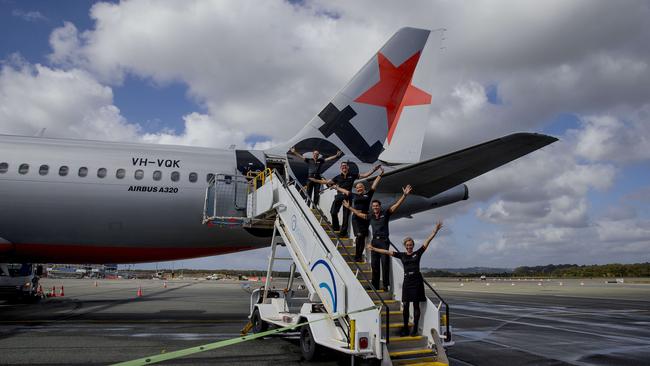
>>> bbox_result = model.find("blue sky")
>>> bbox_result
[1,1,648,269]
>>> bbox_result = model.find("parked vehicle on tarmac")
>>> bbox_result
[0,263,44,300]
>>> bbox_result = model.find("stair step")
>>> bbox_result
[389,348,435,359]
[381,310,403,316]
[338,250,356,257]
[367,290,393,300]
[383,323,417,337]
[373,300,400,311]
[337,247,356,254]
[387,335,429,352]
[390,335,426,343]
[329,236,351,242]
[392,357,446,366]
[346,261,370,270]
[384,322,414,329]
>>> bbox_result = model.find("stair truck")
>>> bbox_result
[203,169,453,365]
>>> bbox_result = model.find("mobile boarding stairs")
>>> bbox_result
[203,169,453,365]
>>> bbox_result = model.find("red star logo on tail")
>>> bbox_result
[354,51,431,144]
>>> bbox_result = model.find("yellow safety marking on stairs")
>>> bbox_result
[389,348,435,357]
[389,335,425,342]
[394,362,447,366]
[380,310,403,315]
[111,305,377,366]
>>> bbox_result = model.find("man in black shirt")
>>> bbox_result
[313,162,380,237]
[345,184,412,291]
[290,147,341,208]
[332,169,383,261]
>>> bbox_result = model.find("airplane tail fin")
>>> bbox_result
[268,27,436,180]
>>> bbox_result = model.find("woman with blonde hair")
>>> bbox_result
[367,221,443,336]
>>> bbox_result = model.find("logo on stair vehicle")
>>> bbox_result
[310,259,338,312]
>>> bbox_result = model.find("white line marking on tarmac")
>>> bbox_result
[453,311,650,345]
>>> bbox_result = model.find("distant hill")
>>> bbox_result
[424,267,513,275]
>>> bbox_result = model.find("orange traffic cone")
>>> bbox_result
[51,286,57,297]
[163,281,167,288]
[137,286,143,297]
[37,284,43,297]
[59,285,65,297]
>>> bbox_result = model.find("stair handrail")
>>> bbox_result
[423,280,451,342]
[289,177,392,345]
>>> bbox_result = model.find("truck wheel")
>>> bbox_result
[251,308,268,333]
[300,325,320,361]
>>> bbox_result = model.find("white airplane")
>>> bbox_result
[0,28,556,265]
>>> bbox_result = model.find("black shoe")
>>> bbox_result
[409,327,418,337]
[399,326,409,337]
[382,287,390,292]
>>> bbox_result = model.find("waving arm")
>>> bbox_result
[289,147,306,162]
[343,200,367,219]
[359,164,382,179]
[324,150,343,162]
[370,167,384,191]
[388,184,412,214]
[367,244,394,256]
[308,177,332,185]
[332,185,351,196]
[422,221,443,252]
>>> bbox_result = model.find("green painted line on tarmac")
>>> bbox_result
[111,305,378,366]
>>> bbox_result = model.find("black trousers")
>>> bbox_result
[352,217,369,261]
[403,301,421,329]
[305,180,321,208]
[371,237,391,291]
[330,195,350,236]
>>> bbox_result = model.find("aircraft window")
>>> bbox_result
[135,169,144,180]
[153,170,162,181]
[189,172,198,183]
[116,169,125,179]
[79,167,88,177]
[19,163,29,175]
[0,162,8,173]
[39,165,49,176]
[97,168,107,178]
[59,166,69,176]
[171,171,180,182]
[206,173,214,183]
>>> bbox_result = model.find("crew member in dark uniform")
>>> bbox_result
[345,184,412,291]
[332,168,383,261]
[313,162,381,237]
[368,221,443,336]
[289,147,341,208]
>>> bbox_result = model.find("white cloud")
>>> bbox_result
[0,57,141,141]
[574,110,650,163]
[11,9,47,22]
[141,112,246,149]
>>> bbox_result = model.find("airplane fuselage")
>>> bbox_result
[0,135,268,263]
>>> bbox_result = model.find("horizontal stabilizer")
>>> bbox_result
[374,133,558,197]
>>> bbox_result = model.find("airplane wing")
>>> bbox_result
[374,133,558,197]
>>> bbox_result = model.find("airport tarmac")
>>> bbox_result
[0,278,648,365]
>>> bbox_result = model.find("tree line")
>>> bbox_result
[512,263,650,278]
